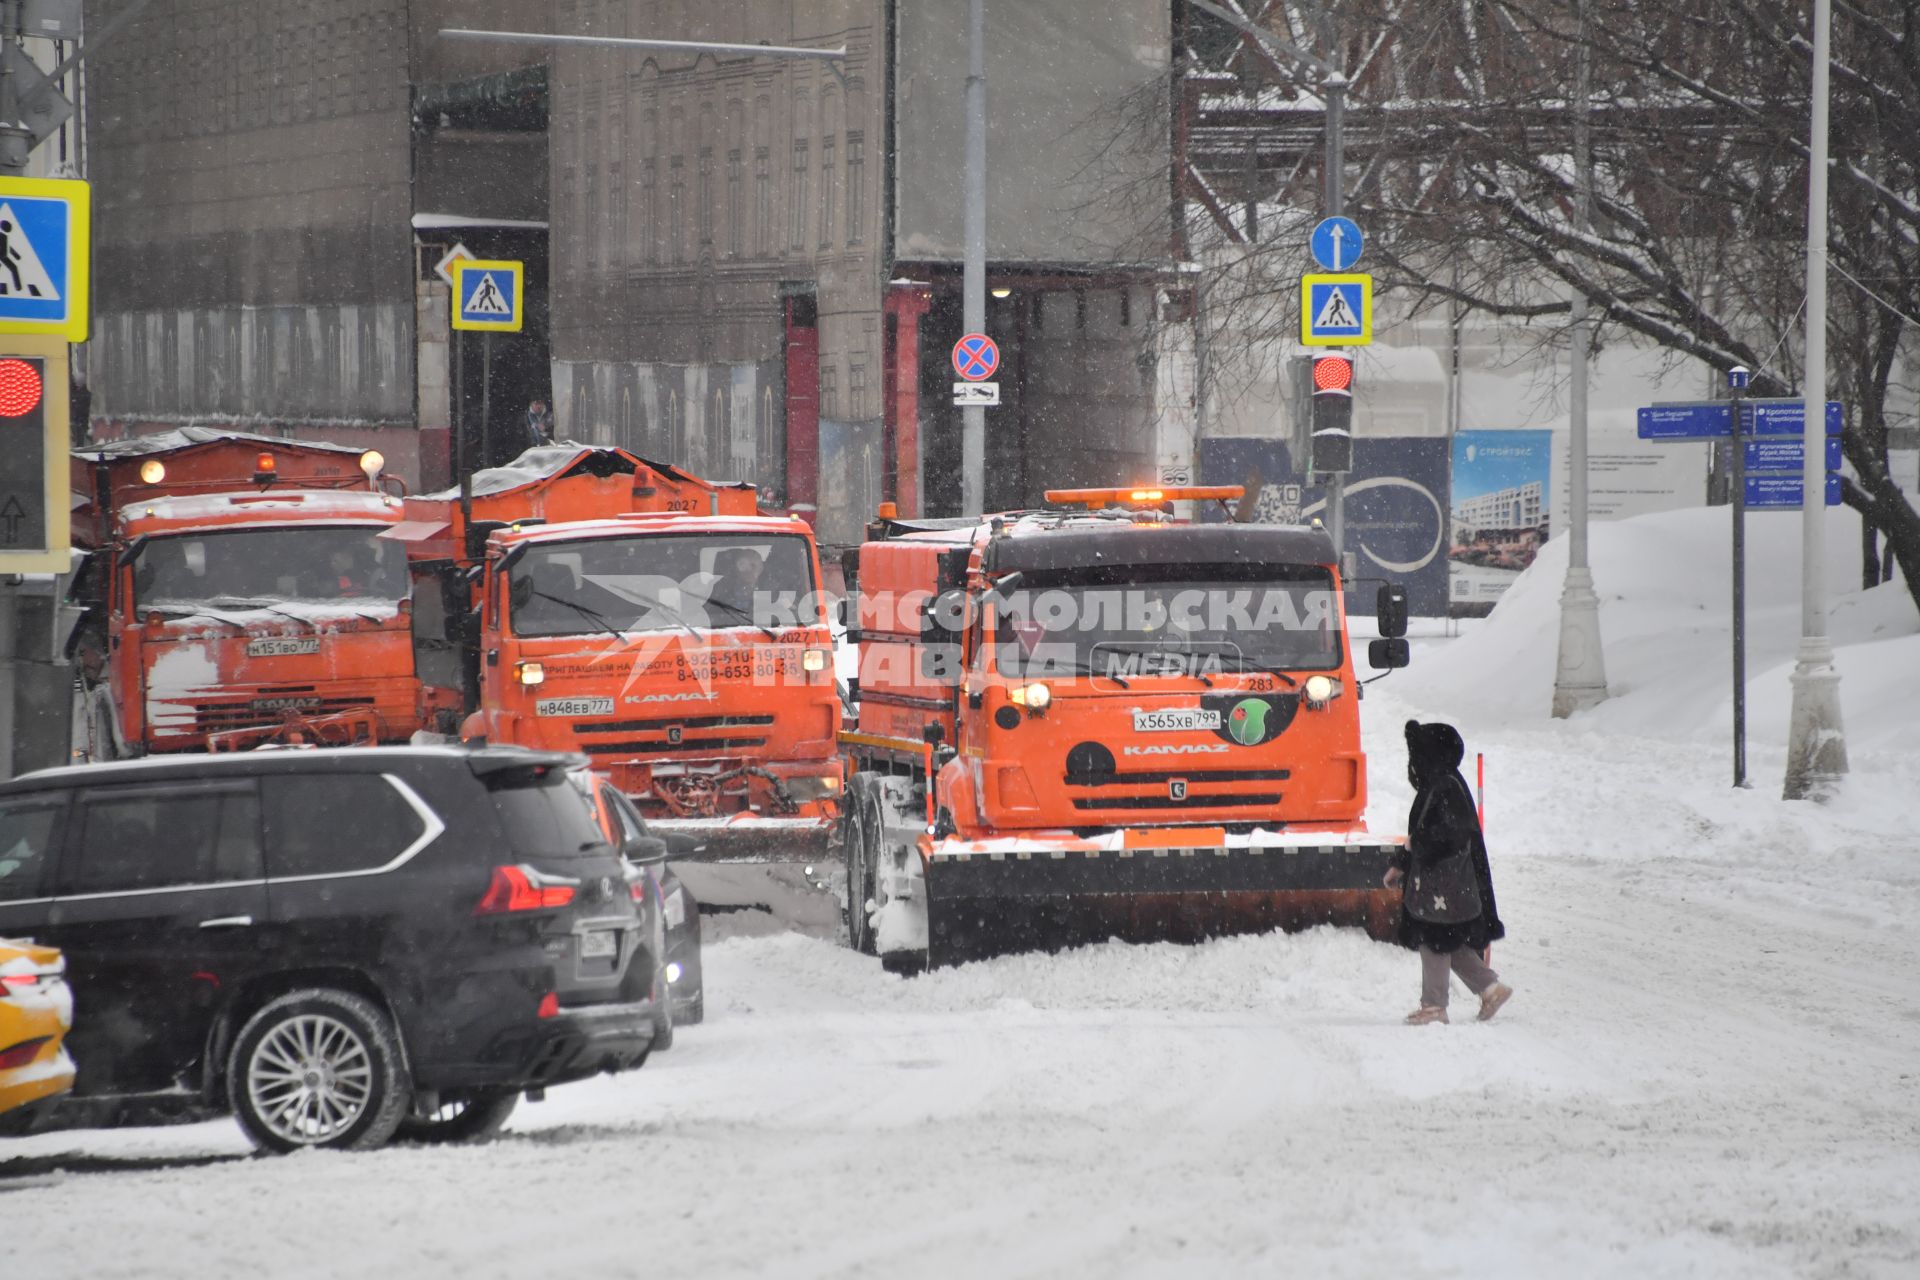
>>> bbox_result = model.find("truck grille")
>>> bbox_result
[189,695,377,732]
[568,714,775,733]
[1071,793,1284,811]
[579,735,770,756]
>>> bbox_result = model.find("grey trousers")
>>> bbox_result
[1420,945,1498,1009]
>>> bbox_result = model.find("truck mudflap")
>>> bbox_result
[901,829,1404,968]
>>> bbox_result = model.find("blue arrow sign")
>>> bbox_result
[1744,437,1842,473]
[1745,474,1842,508]
[1310,216,1364,272]
[1637,400,1843,440]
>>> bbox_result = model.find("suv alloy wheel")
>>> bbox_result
[227,988,409,1153]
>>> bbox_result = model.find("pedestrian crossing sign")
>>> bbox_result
[451,259,524,332]
[1300,273,1371,346]
[0,176,89,342]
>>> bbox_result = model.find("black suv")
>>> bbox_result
[0,745,661,1151]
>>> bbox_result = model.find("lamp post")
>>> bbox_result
[1782,0,1849,799]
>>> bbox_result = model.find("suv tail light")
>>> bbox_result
[475,865,578,914]
[0,1036,49,1069]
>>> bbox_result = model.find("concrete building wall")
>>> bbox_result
[86,0,418,434]
[546,0,885,528]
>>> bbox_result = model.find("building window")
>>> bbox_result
[642,158,657,263]
[608,161,624,268]
[819,137,835,249]
[698,147,714,248]
[727,149,743,257]
[669,156,685,263]
[846,133,864,245]
[849,361,868,420]
[754,147,771,255]
[789,141,808,251]
[820,365,838,420]
[584,128,600,269]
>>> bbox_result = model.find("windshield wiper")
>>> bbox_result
[1020,654,1130,690]
[1200,651,1301,687]
[532,591,631,643]
[700,595,779,640]
[1090,642,1216,687]
[140,603,255,628]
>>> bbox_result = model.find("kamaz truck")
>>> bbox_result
[67,429,437,757]
[839,485,1412,970]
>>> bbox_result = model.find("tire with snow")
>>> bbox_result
[843,774,883,955]
[227,988,410,1154]
[395,1090,519,1144]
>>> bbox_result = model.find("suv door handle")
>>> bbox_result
[198,915,254,929]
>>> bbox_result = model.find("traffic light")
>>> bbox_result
[0,335,70,573]
[1310,352,1354,473]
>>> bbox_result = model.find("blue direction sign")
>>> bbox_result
[1745,474,1842,509]
[0,175,89,341]
[1309,216,1364,271]
[1744,436,1842,473]
[1637,400,1842,440]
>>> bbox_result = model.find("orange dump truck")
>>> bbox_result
[839,485,1413,969]
[68,429,438,757]
[394,446,842,866]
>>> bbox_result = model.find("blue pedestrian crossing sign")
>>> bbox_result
[0,176,89,342]
[1300,273,1372,346]
[451,259,524,332]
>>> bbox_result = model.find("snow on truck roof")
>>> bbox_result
[495,513,814,545]
[75,426,370,462]
[122,489,403,528]
[987,520,1335,573]
[415,442,753,501]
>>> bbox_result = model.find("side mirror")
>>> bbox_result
[624,834,670,866]
[1368,637,1411,670]
[835,597,849,629]
[1375,584,1409,639]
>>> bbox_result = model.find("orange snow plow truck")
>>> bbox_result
[840,486,1413,970]
[393,446,843,868]
[67,429,440,758]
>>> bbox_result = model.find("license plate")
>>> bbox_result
[537,697,614,717]
[579,930,617,959]
[1132,708,1221,733]
[247,637,320,657]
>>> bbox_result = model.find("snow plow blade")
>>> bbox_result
[653,816,846,942]
[915,834,1403,966]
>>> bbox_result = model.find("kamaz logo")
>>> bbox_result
[625,692,714,704]
[1122,743,1228,756]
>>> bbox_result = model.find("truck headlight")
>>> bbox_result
[803,647,829,672]
[515,661,546,686]
[1303,675,1339,706]
[1010,681,1051,710]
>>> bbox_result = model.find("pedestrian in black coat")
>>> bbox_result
[1384,720,1513,1025]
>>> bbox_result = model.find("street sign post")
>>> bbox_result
[1309,216,1364,271]
[450,259,524,332]
[1300,274,1372,346]
[0,175,87,341]
[951,333,999,382]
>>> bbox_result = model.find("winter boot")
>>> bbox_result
[1404,1005,1448,1025]
[1477,984,1514,1022]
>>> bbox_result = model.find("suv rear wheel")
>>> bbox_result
[395,1089,519,1144]
[227,988,408,1153]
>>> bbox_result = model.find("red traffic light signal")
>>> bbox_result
[1312,354,1353,394]
[0,358,44,417]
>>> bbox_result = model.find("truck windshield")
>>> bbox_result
[133,526,409,612]
[510,533,819,637]
[988,566,1343,678]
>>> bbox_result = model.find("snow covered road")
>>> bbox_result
[7,681,1917,1279]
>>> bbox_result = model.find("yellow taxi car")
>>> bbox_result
[0,938,75,1134]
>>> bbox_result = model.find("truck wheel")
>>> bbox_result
[844,774,882,955]
[227,988,409,1154]
[395,1090,519,1144]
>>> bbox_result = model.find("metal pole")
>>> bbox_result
[960,0,987,516]
[0,2,26,173]
[482,331,493,475]
[1729,383,1748,787]
[456,329,472,527]
[1552,0,1609,718]
[1783,0,1848,799]
[1323,73,1347,563]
